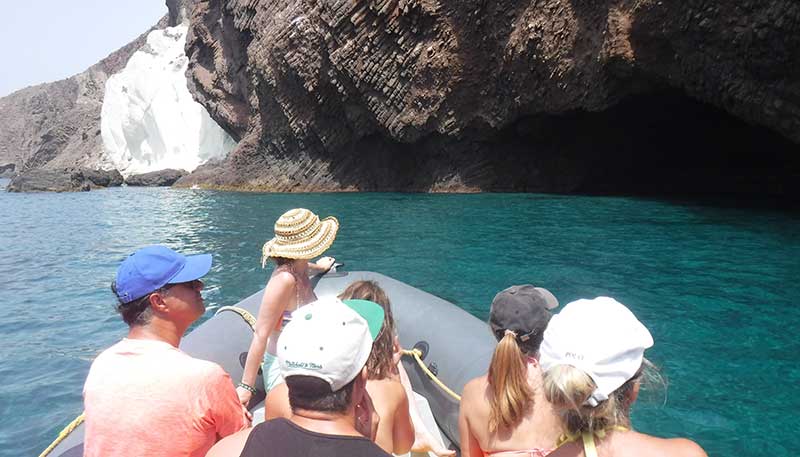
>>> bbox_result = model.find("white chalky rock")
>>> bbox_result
[100,24,235,175]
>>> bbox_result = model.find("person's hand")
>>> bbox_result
[241,404,253,425]
[316,256,335,271]
[392,335,403,365]
[354,391,380,440]
[236,386,253,407]
[412,430,456,456]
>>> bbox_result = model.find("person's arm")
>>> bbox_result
[236,272,295,406]
[206,367,251,439]
[458,382,483,457]
[307,256,335,273]
[391,382,415,455]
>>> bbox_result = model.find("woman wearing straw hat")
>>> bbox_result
[236,208,339,408]
[541,297,707,457]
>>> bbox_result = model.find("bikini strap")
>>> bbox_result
[556,426,630,452]
[581,432,598,457]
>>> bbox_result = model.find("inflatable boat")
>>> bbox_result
[43,270,497,456]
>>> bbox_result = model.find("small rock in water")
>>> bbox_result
[125,169,188,187]
[7,169,86,193]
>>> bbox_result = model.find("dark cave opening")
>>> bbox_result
[506,90,800,201]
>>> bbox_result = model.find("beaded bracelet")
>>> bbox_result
[237,382,257,394]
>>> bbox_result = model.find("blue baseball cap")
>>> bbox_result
[114,245,212,303]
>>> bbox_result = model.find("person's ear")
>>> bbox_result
[148,291,169,314]
[629,380,641,404]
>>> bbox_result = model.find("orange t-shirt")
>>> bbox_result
[83,338,248,457]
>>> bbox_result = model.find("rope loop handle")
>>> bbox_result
[215,306,257,331]
[401,348,461,402]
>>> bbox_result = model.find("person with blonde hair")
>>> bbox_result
[236,208,339,407]
[540,297,707,457]
[459,285,563,457]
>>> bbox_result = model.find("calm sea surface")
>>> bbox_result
[1,181,798,456]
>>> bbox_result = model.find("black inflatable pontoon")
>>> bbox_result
[45,270,496,456]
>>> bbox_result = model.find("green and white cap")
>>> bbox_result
[277,297,384,390]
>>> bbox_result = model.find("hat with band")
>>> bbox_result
[539,297,654,407]
[277,297,384,391]
[261,208,339,266]
[114,245,212,303]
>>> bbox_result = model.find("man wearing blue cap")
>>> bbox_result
[83,246,249,457]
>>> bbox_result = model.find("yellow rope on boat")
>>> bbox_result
[215,306,257,331]
[401,348,461,402]
[39,412,84,457]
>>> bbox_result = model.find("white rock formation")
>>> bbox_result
[100,25,235,175]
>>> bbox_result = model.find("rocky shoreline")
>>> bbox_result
[1,0,799,198]
[6,168,187,192]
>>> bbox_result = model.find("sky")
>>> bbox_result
[0,0,167,97]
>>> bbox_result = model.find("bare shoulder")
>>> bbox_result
[206,427,253,457]
[629,433,707,457]
[664,437,707,457]
[461,375,488,401]
[367,378,405,404]
[269,270,296,287]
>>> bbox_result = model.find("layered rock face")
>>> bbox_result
[180,0,800,194]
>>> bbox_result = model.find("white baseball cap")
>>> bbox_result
[277,297,384,391]
[539,297,654,407]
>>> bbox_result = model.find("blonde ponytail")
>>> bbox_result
[487,331,534,432]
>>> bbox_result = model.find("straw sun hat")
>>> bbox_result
[261,208,339,266]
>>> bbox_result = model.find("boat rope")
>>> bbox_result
[215,306,257,331]
[401,348,461,402]
[39,412,84,457]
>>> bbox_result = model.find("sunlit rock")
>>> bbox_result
[101,24,235,176]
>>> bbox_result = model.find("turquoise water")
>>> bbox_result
[1,183,798,456]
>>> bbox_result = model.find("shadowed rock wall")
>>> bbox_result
[180,0,800,195]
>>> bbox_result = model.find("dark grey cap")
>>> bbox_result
[489,285,559,347]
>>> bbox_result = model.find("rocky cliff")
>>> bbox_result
[0,17,169,173]
[178,0,800,195]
